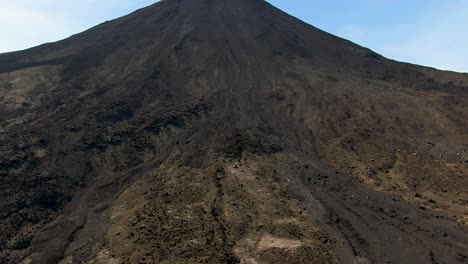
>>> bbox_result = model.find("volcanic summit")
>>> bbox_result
[0,0,467,263]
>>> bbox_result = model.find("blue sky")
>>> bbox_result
[0,0,466,72]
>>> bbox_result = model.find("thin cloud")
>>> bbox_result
[0,2,68,52]
[0,0,156,53]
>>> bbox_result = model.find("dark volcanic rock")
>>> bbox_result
[0,0,467,263]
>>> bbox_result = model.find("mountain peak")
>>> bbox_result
[0,1,467,264]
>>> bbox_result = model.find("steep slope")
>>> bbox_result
[0,0,467,263]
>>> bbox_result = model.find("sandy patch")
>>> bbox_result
[257,234,303,251]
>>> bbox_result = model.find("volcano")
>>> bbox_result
[0,0,467,263]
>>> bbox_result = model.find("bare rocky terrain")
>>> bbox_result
[0,0,467,263]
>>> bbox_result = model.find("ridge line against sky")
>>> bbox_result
[0,0,466,73]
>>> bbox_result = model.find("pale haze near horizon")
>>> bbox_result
[0,0,466,73]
